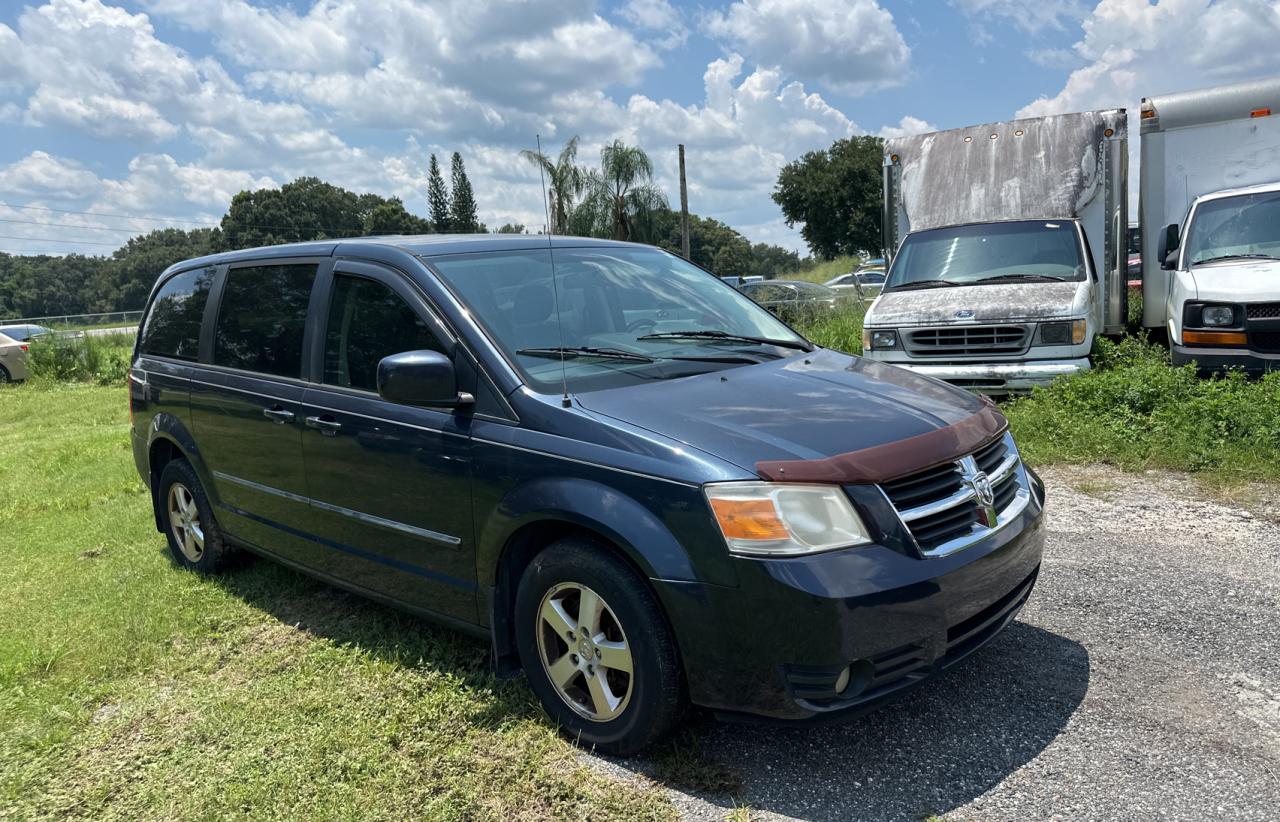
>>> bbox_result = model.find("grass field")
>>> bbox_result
[781,255,861,285]
[0,384,674,820]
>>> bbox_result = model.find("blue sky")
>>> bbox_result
[1,0,1277,257]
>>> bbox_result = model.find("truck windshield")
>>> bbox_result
[885,220,1086,290]
[428,246,809,394]
[1184,190,1280,266]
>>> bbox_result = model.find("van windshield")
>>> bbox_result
[885,220,1086,291]
[1185,190,1280,267]
[428,247,809,394]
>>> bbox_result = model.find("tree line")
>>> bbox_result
[1,132,883,320]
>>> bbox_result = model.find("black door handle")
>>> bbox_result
[305,415,342,435]
[263,405,295,424]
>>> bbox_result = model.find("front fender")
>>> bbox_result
[479,476,725,585]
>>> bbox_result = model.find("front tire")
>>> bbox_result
[157,459,237,573]
[514,539,684,755]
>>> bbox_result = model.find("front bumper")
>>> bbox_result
[654,470,1046,721]
[887,358,1090,391]
[1171,345,1280,376]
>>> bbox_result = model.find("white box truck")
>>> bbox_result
[1140,77,1280,375]
[863,110,1129,392]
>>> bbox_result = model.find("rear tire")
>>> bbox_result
[514,538,684,756]
[0,364,10,383]
[157,459,237,573]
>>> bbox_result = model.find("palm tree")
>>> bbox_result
[519,136,585,236]
[575,140,668,242]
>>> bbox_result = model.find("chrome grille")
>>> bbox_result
[906,325,1029,357]
[1246,303,1280,320]
[880,432,1029,556]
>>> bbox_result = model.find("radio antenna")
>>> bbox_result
[535,134,572,408]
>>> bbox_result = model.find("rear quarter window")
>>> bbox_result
[139,267,215,361]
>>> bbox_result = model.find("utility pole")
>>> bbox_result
[678,144,690,260]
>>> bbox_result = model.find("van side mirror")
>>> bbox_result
[1159,223,1180,270]
[377,350,473,408]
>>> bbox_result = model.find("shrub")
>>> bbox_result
[27,332,132,386]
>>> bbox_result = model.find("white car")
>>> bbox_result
[824,269,886,297]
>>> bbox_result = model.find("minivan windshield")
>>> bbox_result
[884,220,1086,291]
[429,247,809,394]
[1184,189,1280,267]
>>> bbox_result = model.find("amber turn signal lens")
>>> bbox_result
[1251,108,1271,118]
[708,498,789,541]
[1183,330,1247,345]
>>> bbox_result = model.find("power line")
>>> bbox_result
[0,233,120,247]
[0,216,144,234]
[0,200,220,227]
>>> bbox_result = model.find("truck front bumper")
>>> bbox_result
[884,357,1091,392]
[1171,345,1280,377]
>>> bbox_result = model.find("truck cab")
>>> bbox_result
[1140,77,1280,375]
[863,110,1129,393]
[1158,182,1280,374]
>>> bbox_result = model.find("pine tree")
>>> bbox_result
[427,154,451,232]
[449,152,479,233]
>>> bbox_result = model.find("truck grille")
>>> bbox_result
[1246,303,1280,320]
[1250,331,1280,353]
[879,432,1028,556]
[907,325,1029,356]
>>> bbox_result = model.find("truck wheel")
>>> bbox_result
[157,459,237,573]
[514,539,684,756]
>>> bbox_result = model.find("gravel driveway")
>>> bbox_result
[590,466,1280,821]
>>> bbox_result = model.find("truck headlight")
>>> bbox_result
[1037,319,1087,345]
[868,330,898,350]
[704,482,872,557]
[1201,306,1235,326]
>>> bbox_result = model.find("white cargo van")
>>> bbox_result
[862,110,1129,392]
[1140,77,1280,375]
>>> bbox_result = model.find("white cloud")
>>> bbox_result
[702,0,911,96]
[0,152,103,199]
[1019,0,1280,119]
[877,115,938,140]
[952,0,1091,34]
[619,0,687,49]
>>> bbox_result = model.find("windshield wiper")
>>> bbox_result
[973,273,1069,283]
[636,329,812,352]
[1193,254,1280,265]
[516,346,654,363]
[885,279,965,291]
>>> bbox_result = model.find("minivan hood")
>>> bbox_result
[867,282,1083,326]
[1186,259,1280,301]
[575,348,990,472]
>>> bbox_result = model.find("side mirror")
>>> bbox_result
[1159,223,1180,270]
[376,350,473,408]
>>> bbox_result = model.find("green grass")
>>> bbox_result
[791,301,866,354]
[25,332,133,386]
[782,255,862,284]
[1004,335,1280,482]
[0,384,673,820]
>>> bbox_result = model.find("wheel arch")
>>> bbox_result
[145,414,218,532]
[481,476,699,676]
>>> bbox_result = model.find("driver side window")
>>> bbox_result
[324,274,446,392]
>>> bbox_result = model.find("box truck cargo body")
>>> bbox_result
[1140,77,1280,375]
[865,110,1128,392]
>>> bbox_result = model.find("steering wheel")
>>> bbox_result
[626,318,657,332]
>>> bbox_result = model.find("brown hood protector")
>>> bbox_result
[755,404,1008,485]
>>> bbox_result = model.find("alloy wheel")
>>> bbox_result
[535,582,634,722]
[167,482,205,562]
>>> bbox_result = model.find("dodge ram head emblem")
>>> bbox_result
[970,472,997,526]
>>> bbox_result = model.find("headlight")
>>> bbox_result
[869,330,898,350]
[704,482,872,557]
[1037,319,1087,345]
[1201,306,1234,326]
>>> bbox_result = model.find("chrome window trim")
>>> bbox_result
[212,470,461,547]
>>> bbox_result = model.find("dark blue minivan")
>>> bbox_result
[129,235,1045,754]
